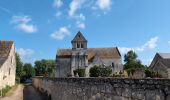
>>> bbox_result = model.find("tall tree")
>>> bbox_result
[34,59,55,77]
[23,63,35,78]
[15,53,24,81]
[124,50,145,70]
[124,50,137,63]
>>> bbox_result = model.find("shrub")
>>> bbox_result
[73,68,85,77]
[15,76,20,84]
[145,69,162,78]
[0,85,12,97]
[89,65,112,77]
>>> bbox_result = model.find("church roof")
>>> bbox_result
[160,59,170,67]
[150,53,170,68]
[57,47,121,60]
[158,53,170,59]
[87,48,121,62]
[71,31,87,43]
[0,41,14,66]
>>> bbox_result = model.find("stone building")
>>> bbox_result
[150,53,170,78]
[55,31,123,77]
[0,41,16,90]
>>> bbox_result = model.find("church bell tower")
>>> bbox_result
[71,31,88,77]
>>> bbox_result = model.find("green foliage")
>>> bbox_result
[89,65,112,77]
[73,68,85,77]
[15,53,24,78]
[34,59,55,77]
[112,73,121,77]
[15,76,20,84]
[22,63,35,78]
[0,85,12,97]
[15,53,35,83]
[145,69,162,78]
[124,50,137,63]
[124,50,145,75]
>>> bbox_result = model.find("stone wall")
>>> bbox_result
[55,58,71,77]
[0,44,16,89]
[32,77,170,100]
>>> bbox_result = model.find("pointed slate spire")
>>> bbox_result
[71,31,87,43]
[71,31,87,49]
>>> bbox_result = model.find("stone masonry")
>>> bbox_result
[33,77,170,100]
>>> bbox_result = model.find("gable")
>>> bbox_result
[71,31,87,43]
[150,53,170,69]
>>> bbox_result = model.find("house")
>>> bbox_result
[150,53,170,78]
[55,31,123,77]
[0,41,16,90]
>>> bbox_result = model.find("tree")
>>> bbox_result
[15,53,24,83]
[34,59,55,77]
[23,63,35,78]
[124,50,145,75]
[124,50,138,63]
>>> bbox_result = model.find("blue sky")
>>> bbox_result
[1,0,170,65]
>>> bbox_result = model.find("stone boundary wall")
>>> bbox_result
[32,77,170,100]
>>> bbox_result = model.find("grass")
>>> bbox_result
[0,84,20,97]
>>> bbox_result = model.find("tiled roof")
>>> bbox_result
[160,59,170,67]
[57,47,121,60]
[0,41,13,66]
[57,49,72,56]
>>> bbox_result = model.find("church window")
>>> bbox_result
[81,43,84,48]
[77,43,80,48]
[112,62,114,68]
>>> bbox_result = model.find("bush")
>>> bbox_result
[0,85,12,97]
[89,65,112,77]
[145,69,162,78]
[15,76,20,84]
[73,68,85,77]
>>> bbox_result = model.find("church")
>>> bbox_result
[55,31,123,77]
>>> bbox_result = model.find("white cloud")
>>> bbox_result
[55,11,62,17]
[78,13,86,21]
[76,21,85,29]
[0,6,12,14]
[168,41,170,45]
[119,36,159,54]
[16,23,37,33]
[96,0,112,11]
[51,27,70,40]
[53,0,63,8]
[11,15,38,33]
[75,13,86,29]
[68,0,86,17]
[17,48,34,63]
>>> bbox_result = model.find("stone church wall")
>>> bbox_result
[56,58,71,77]
[33,77,170,100]
[0,44,16,89]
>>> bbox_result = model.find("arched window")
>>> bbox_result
[77,43,80,48]
[81,43,84,48]
[112,62,114,68]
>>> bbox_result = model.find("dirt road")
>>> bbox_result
[0,84,44,100]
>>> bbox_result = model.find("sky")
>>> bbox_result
[1,0,170,65]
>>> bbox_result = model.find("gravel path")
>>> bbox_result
[0,84,43,100]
